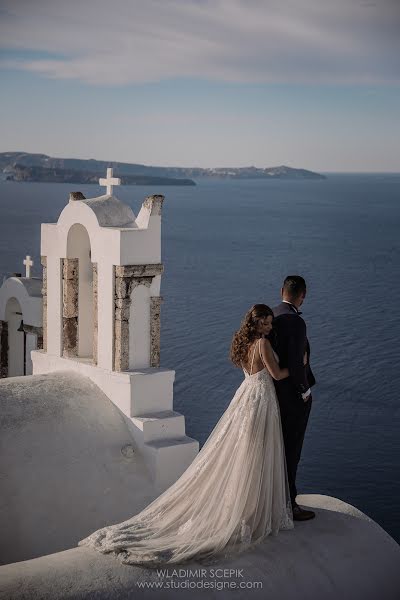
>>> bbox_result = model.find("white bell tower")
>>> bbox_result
[31,173,198,490]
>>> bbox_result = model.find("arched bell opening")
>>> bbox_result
[4,297,24,377]
[65,223,94,360]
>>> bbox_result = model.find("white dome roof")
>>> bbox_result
[80,194,137,228]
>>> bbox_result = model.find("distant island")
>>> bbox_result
[0,152,326,184]
[202,165,326,179]
[4,164,196,187]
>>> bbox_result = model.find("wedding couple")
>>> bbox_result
[78,275,316,567]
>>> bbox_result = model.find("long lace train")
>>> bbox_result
[77,367,294,567]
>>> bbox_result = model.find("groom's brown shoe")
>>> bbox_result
[292,503,316,521]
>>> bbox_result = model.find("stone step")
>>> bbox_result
[130,410,186,442]
[142,435,199,490]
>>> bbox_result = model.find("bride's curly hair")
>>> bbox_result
[230,304,274,368]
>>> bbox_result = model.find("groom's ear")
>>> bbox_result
[280,286,284,297]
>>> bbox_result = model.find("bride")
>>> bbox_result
[78,304,294,567]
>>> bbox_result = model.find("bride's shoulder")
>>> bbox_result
[259,337,271,350]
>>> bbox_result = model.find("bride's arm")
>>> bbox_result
[260,338,289,381]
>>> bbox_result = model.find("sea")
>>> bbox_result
[0,174,399,543]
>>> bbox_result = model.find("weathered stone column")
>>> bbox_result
[150,296,163,367]
[62,258,79,358]
[113,264,163,372]
[0,319,8,378]
[113,267,131,372]
[41,255,47,352]
[92,262,98,365]
[143,194,164,215]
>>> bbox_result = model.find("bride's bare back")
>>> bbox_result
[242,338,289,381]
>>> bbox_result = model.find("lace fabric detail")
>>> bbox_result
[280,499,295,530]
[177,517,194,536]
[78,359,293,566]
[240,519,252,545]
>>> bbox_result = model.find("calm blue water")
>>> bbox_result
[1,175,399,542]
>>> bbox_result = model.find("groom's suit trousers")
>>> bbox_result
[275,388,313,505]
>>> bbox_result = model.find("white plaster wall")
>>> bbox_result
[41,201,161,370]
[120,215,161,264]
[0,278,43,377]
[46,254,62,357]
[0,278,42,326]
[40,197,164,373]
[97,262,114,371]
[26,333,37,375]
[79,264,93,358]
[66,223,94,358]
[32,351,176,417]
[127,274,162,369]
[129,285,150,369]
[150,274,161,296]
[0,371,157,565]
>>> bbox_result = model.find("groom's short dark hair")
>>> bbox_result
[283,275,306,298]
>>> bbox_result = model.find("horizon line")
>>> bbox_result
[1,150,399,175]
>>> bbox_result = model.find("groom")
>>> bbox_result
[270,275,316,521]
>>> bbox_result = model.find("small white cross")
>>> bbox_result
[23,255,33,278]
[99,167,121,196]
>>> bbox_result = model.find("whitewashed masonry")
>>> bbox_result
[31,177,198,490]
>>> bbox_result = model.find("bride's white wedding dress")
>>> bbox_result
[78,339,294,567]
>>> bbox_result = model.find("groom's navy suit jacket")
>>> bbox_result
[270,302,316,402]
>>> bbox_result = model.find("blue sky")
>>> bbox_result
[1,0,399,171]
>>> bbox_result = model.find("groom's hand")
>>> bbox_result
[303,393,312,403]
